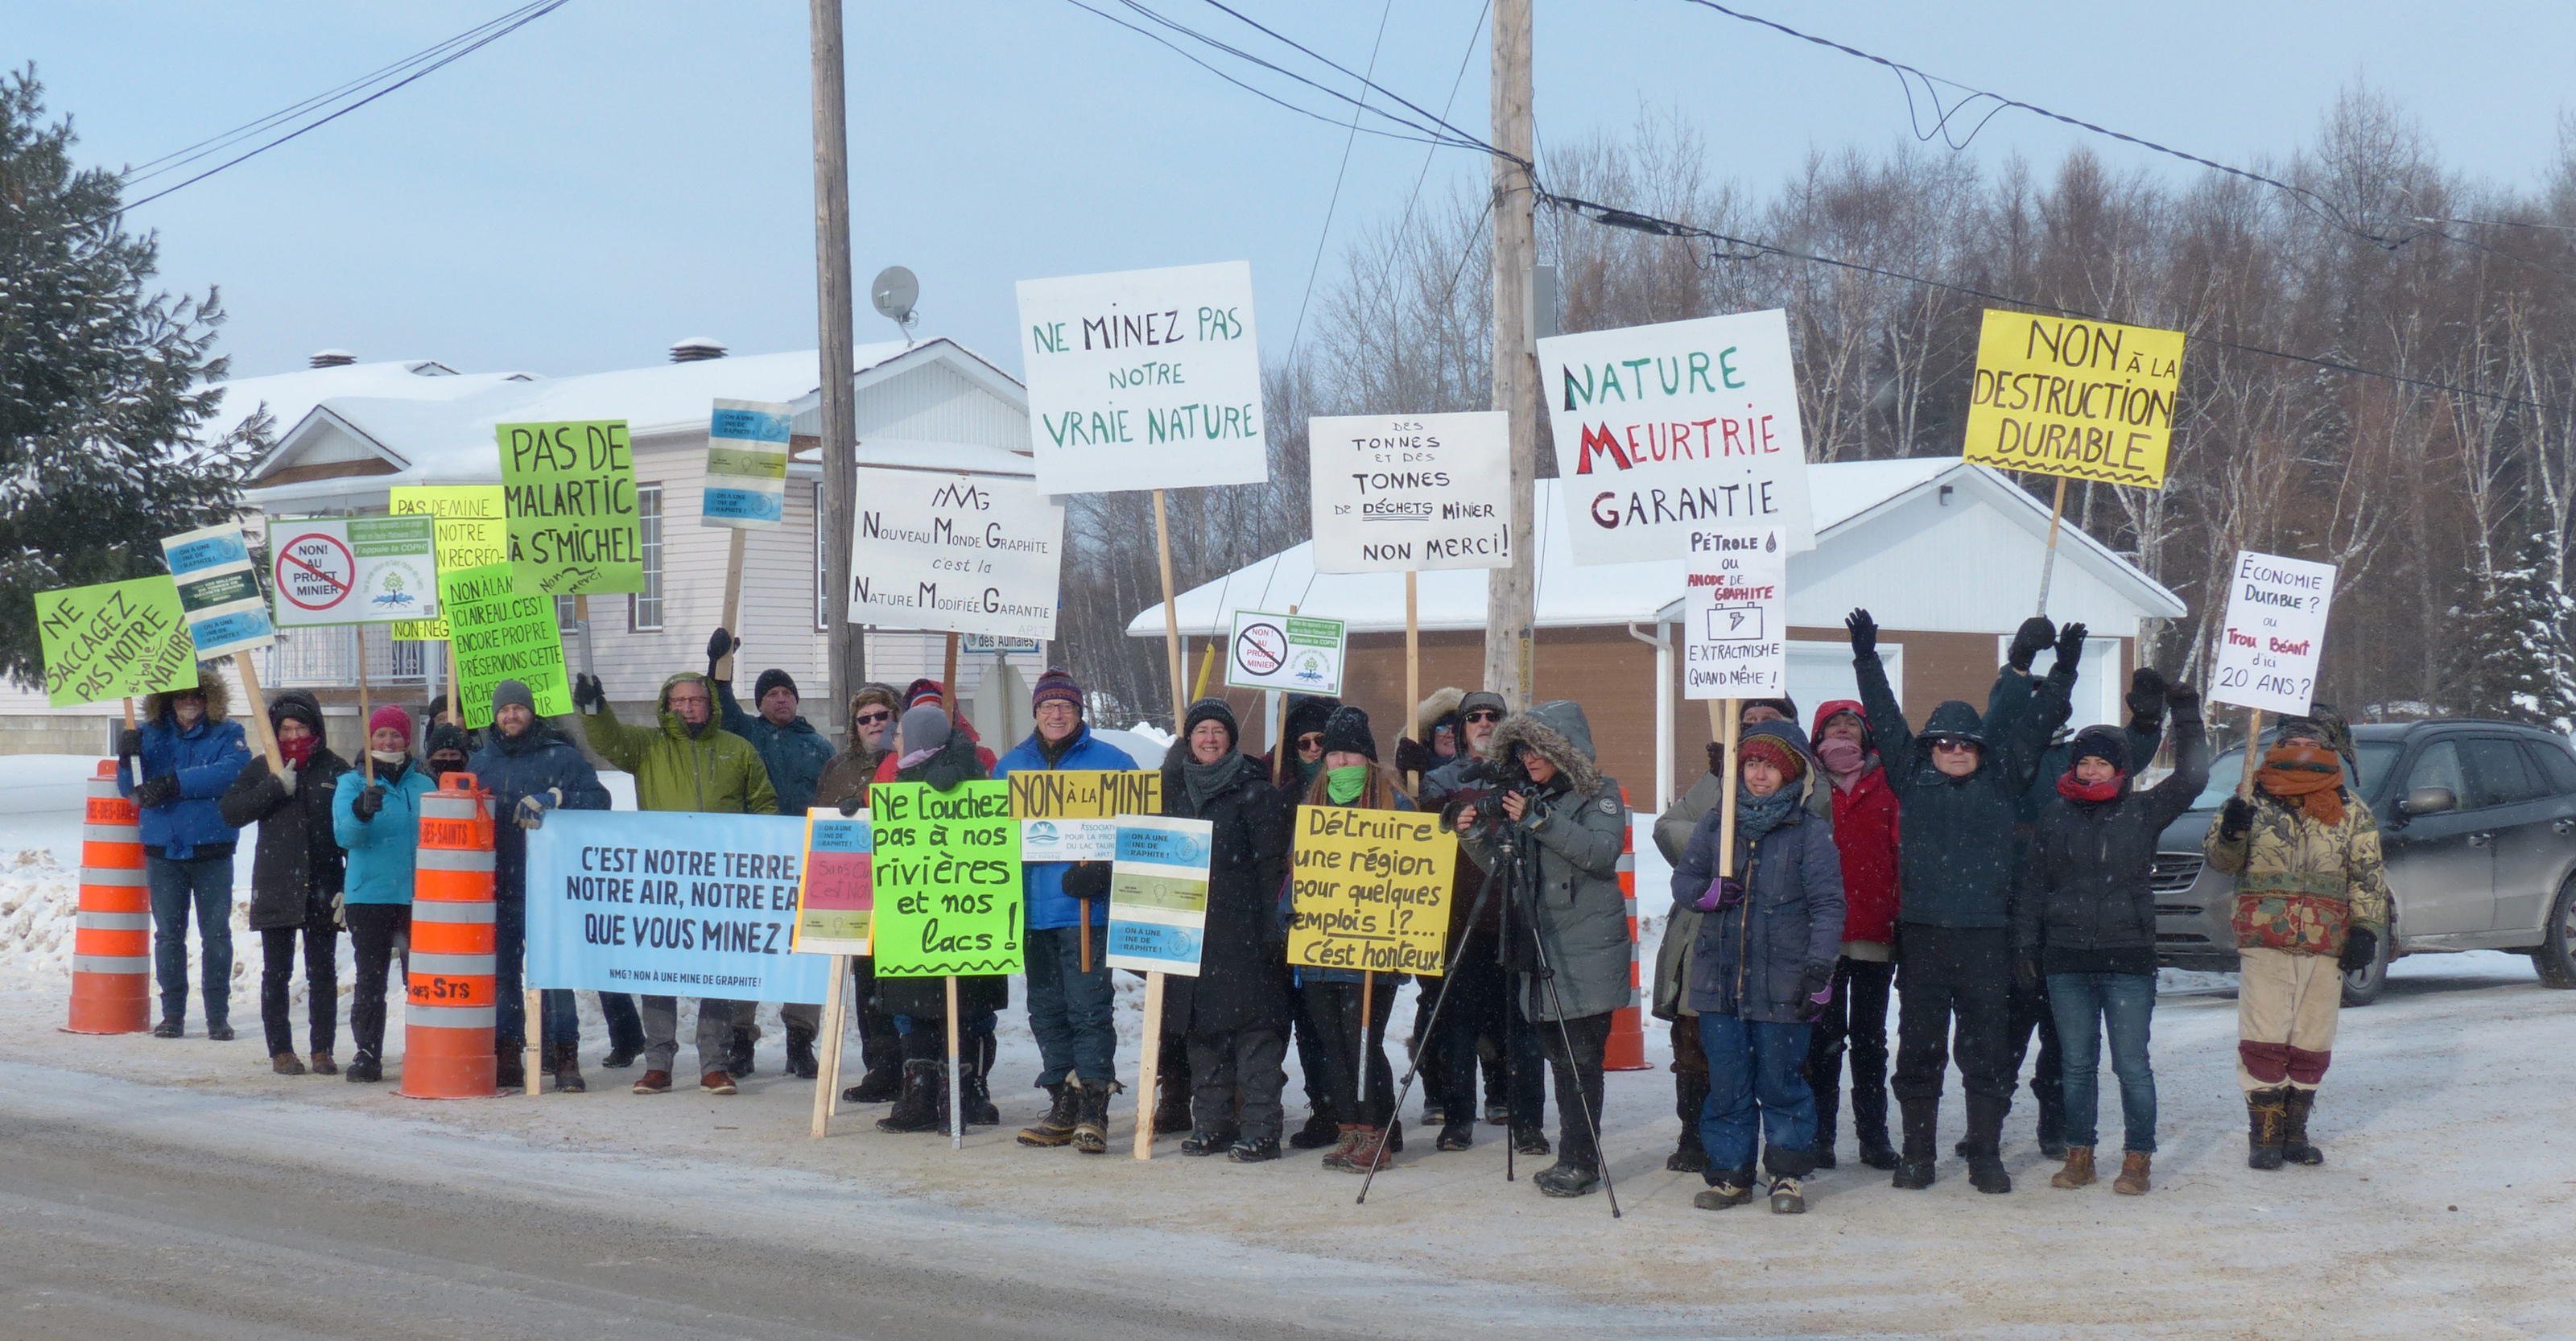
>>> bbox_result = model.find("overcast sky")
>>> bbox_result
[19,2,2576,386]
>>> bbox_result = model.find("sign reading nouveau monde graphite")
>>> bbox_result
[1017,260,1267,494]
[1307,411,1512,573]
[1536,309,1815,563]
[846,468,1065,642]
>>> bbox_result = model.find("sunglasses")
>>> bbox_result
[1463,709,1503,724]
[855,710,893,725]
[1296,733,1325,750]
[1927,738,1979,753]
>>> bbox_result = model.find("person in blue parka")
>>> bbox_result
[119,676,252,1040]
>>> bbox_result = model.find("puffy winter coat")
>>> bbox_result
[468,721,612,897]
[1810,698,1903,947]
[2204,775,2392,958]
[1650,723,1827,1018]
[1671,721,1846,1023]
[1457,700,1632,1023]
[2014,702,2210,964]
[1858,652,2068,931]
[1159,748,1292,1038]
[584,673,778,815]
[332,759,439,906]
[991,722,1140,930]
[218,743,350,930]
[873,732,1009,1020]
[120,682,251,860]
[714,678,835,815]
[2013,698,2164,827]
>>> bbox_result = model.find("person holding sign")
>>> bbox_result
[118,679,251,1040]
[1285,707,1414,1173]
[469,679,614,1094]
[332,706,440,1084]
[1455,702,1633,1200]
[2204,708,2390,1171]
[707,628,836,1081]
[217,691,351,1075]
[816,681,907,1105]
[873,706,1009,1136]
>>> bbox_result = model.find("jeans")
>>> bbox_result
[2048,972,2158,1153]
[2004,971,2066,1127]
[345,903,410,1063]
[1429,937,1544,1129]
[1698,1012,1818,1178]
[1025,926,1117,1085]
[1299,980,1396,1129]
[147,853,234,1027]
[1535,1010,1614,1170]
[258,922,337,1055]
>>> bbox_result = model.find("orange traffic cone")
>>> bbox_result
[68,760,152,1034]
[1604,785,1648,1071]
[401,772,498,1099]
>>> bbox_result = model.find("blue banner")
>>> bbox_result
[526,809,831,1002]
[702,485,786,523]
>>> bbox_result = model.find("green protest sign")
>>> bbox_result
[33,576,198,708]
[867,780,1024,977]
[438,562,574,728]
[390,485,506,640]
[496,419,643,596]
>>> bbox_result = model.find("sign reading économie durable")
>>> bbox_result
[1017,260,1267,495]
[1962,311,2186,490]
[159,522,275,657]
[33,576,198,708]
[266,516,439,627]
[496,419,643,596]
[846,468,1065,642]
[1307,411,1513,573]
[524,810,831,1003]
[1106,816,1213,976]
[704,399,794,528]
[1225,609,1345,695]
[1682,526,1789,699]
[389,485,506,640]
[2209,550,2337,716]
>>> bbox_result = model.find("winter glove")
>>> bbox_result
[116,727,142,758]
[1393,736,1435,778]
[572,673,606,713]
[2339,926,2378,973]
[132,774,180,809]
[331,887,346,929]
[350,784,386,821]
[1797,960,1835,1020]
[2218,796,2253,843]
[2015,954,2043,991]
[836,793,865,817]
[514,787,562,830]
[2126,667,2169,732]
[1693,876,1745,913]
[1844,608,1878,660]
[1063,861,1112,902]
[2165,681,2201,717]
[276,766,297,797]
[1705,741,1729,778]
[705,626,739,678]
[2054,621,2088,671]
[2007,616,2056,673]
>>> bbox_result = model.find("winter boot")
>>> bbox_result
[1227,1135,1282,1163]
[1436,1118,1476,1152]
[1512,1124,1553,1157]
[1693,1170,1757,1210]
[1336,1126,1393,1174]
[152,1017,183,1039]
[699,1070,737,1095]
[1532,1159,1601,1198]
[2112,1151,2153,1195]
[1852,1081,1897,1170]
[551,1042,587,1094]
[2281,1087,2325,1166]
[1071,1078,1116,1154]
[271,1052,307,1076]
[959,1055,1000,1127]
[1768,1176,1806,1215]
[725,1027,758,1078]
[1668,1070,1711,1173]
[2246,1087,2289,1170]
[1151,1073,1193,1136]
[1809,1073,1840,1170]
[1893,1097,1938,1189]
[345,1052,382,1084]
[785,1023,819,1080]
[1967,1153,2013,1194]
[1179,1126,1240,1157]
[631,1069,672,1095]
[2050,1145,2097,1190]
[496,1048,526,1091]
[1288,1107,1341,1150]
[1018,1082,1080,1147]
[877,1061,947,1133]
[206,1022,235,1042]
[309,1050,337,1076]
[601,1042,640,1070]
[1316,1124,1362,1169]
[1963,1092,2011,1192]
[844,1062,903,1104]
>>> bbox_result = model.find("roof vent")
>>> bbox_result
[308,349,357,369]
[668,337,728,363]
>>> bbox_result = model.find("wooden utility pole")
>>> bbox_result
[1485,0,1538,705]
[811,0,862,730]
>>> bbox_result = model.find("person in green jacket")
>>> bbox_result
[573,670,778,1096]
[333,704,440,1084]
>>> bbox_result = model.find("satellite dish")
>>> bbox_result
[871,266,919,342]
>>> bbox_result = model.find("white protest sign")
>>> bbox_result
[1017,260,1267,494]
[2209,550,2336,716]
[703,398,794,529]
[1537,308,1814,564]
[846,468,1064,641]
[1682,527,1788,699]
[160,522,275,657]
[1308,411,1512,573]
[1225,610,1345,695]
[265,516,439,628]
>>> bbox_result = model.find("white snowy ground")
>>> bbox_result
[4,753,2571,1339]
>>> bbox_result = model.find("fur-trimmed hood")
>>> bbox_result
[1484,699,1605,796]
[1414,686,1465,743]
[142,674,230,726]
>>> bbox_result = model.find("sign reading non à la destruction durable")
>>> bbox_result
[1962,311,2186,490]
[792,808,874,956]
[847,468,1066,642]
[265,515,439,628]
[496,419,644,596]
[1287,805,1454,976]
[1307,411,1513,574]
[1016,260,1268,495]
[524,810,832,1003]
[2209,549,2337,717]
[1010,770,1162,863]
[1682,526,1789,699]
[1226,609,1345,695]
[33,576,198,708]
[1535,308,1816,564]
[1107,816,1213,976]
[159,522,274,657]
[389,485,506,640]
[704,398,794,529]
[868,781,1026,978]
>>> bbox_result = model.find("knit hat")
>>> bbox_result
[491,679,535,717]
[1457,690,1509,721]
[1740,732,1806,783]
[753,668,799,704]
[424,723,470,764]
[1032,666,1083,716]
[1183,697,1238,750]
[1283,695,1340,747]
[897,704,953,760]
[1743,695,1800,724]
[903,678,948,711]
[367,704,415,741]
[268,691,323,734]
[2069,724,2130,773]
[1319,704,1377,761]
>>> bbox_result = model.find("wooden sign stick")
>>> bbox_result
[356,624,374,785]
[1131,488,1188,1161]
[715,528,748,683]
[810,953,850,1137]
[233,651,284,773]
[2238,708,2266,800]
[946,973,964,1150]
[1716,701,1740,881]
[2033,476,2070,617]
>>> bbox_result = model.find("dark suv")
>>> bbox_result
[2153,720,2576,1004]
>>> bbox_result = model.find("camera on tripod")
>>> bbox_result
[1439,757,1546,844]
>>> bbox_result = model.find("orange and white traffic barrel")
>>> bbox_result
[1604,785,1647,1071]
[68,760,151,1034]
[402,772,497,1099]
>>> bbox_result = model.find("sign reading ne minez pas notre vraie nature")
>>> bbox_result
[1016,260,1267,496]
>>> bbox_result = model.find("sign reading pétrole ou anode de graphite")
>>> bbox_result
[2208,549,2338,717]
[1307,411,1513,574]
[1017,260,1268,495]
[524,810,832,1003]
[846,468,1065,642]
[1682,526,1788,699]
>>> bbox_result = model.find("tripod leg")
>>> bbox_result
[1517,845,1620,1219]
[1359,856,1506,1206]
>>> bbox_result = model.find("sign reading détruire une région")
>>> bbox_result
[1307,411,1513,574]
[2209,550,2337,717]
[1017,260,1267,495]
[1225,609,1345,695]
[159,522,274,657]
[1962,311,2185,490]
[1286,805,1454,976]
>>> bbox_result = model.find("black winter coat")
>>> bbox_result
[2014,704,2210,962]
[1159,754,1291,1038]
[217,750,350,930]
[875,733,1009,1020]
[1857,652,2070,930]
[467,724,613,898]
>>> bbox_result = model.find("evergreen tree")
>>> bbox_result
[2450,529,2576,731]
[1,67,259,688]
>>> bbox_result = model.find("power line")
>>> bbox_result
[1284,0,1397,371]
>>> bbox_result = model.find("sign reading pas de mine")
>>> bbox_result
[1962,311,2185,490]
[1017,260,1268,495]
[266,515,438,627]
[496,419,644,596]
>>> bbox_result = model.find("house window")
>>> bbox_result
[554,596,578,634]
[813,481,829,632]
[632,483,664,631]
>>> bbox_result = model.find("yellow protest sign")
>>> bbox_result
[1008,770,1162,861]
[1286,806,1455,976]
[1963,310,2184,489]
[389,485,507,640]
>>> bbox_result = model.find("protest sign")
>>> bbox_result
[390,485,506,640]
[1682,526,1788,699]
[523,809,831,1001]
[1017,260,1267,494]
[437,562,573,728]
[496,419,643,596]
[1536,308,1815,563]
[704,398,794,528]
[1226,609,1344,695]
[1010,769,1162,862]
[33,576,197,708]
[1307,411,1513,574]
[2209,550,2337,716]
[1106,816,1212,976]
[265,516,438,627]
[1963,311,2185,490]
[1286,805,1454,976]
[793,808,874,955]
[159,522,274,657]
[845,468,1066,641]
[869,780,1025,977]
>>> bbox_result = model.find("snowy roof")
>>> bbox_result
[196,358,535,450]
[1126,458,2187,638]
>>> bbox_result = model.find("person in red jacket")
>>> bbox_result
[868,679,998,785]
[1804,699,1902,1171]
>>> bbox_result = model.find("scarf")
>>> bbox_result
[2056,770,2128,804]
[1814,737,1872,788]
[898,745,940,770]
[1324,764,1370,804]
[1037,724,1085,768]
[1734,785,1800,844]
[2256,745,2347,826]
[369,749,408,769]
[1183,751,1257,814]
[279,735,318,769]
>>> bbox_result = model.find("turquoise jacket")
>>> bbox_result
[332,761,439,906]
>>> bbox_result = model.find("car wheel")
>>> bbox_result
[2340,926,2389,1008]
[2533,877,2576,990]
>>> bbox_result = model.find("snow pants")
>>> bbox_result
[1803,955,1895,1149]
[1698,1012,1817,1178]
[2236,946,2341,1091]
[258,922,337,1057]
[1187,1026,1287,1141]
[1893,925,2016,1153]
[1537,1010,1614,1173]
